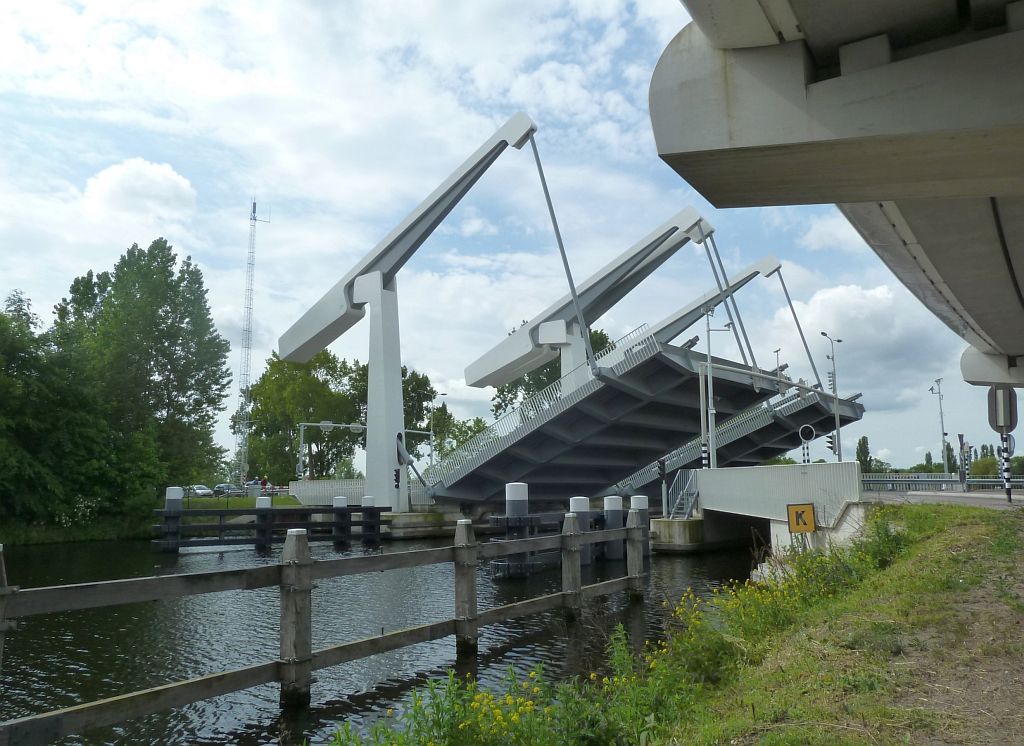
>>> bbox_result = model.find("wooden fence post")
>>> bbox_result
[279,529,313,709]
[561,513,582,619]
[626,509,644,602]
[453,519,479,656]
[255,495,273,552]
[332,497,351,547]
[0,543,12,674]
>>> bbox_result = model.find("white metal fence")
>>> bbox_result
[289,479,431,506]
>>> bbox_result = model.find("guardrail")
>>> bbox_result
[0,512,647,745]
[862,474,1024,491]
[425,325,660,487]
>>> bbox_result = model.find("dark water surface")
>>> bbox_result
[0,537,752,744]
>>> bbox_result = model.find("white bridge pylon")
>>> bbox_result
[466,207,713,389]
[279,113,537,512]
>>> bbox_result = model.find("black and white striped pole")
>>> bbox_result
[799,424,815,465]
[988,386,1017,504]
[1001,431,1012,503]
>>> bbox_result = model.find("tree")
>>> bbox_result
[246,352,439,483]
[248,351,361,484]
[492,327,611,417]
[762,455,797,465]
[971,456,998,477]
[943,442,959,473]
[0,291,156,524]
[54,239,231,486]
[855,436,871,474]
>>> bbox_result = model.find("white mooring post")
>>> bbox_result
[629,495,651,556]
[569,496,592,565]
[561,513,582,619]
[626,509,644,601]
[161,486,185,554]
[454,519,479,655]
[279,529,313,709]
[603,495,624,560]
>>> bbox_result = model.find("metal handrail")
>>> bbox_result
[425,325,660,487]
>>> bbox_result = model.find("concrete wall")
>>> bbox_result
[696,461,862,529]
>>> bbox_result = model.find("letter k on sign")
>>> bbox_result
[786,503,817,533]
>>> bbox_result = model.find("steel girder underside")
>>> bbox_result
[430,342,779,504]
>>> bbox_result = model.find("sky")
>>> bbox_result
[0,1,999,472]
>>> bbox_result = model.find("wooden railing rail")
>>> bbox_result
[0,510,648,745]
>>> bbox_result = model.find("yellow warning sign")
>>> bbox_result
[787,503,817,533]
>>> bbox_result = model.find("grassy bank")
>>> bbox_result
[0,514,155,545]
[0,495,302,545]
[183,494,301,510]
[329,503,1024,745]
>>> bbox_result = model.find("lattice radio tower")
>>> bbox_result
[233,199,267,482]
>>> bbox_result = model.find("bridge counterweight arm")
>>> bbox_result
[279,112,538,363]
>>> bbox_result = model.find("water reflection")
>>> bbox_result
[1,538,752,744]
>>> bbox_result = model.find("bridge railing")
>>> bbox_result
[0,514,647,744]
[425,325,659,487]
[862,474,1024,491]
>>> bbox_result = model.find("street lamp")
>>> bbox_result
[705,306,733,468]
[929,378,949,474]
[820,331,843,461]
[296,420,367,479]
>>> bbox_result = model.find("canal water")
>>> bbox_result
[0,537,752,744]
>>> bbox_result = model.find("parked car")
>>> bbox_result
[190,484,214,497]
[213,483,244,496]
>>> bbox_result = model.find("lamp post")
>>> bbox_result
[296,420,367,480]
[705,307,733,468]
[929,378,949,474]
[820,332,843,461]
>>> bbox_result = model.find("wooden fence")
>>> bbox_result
[153,505,389,552]
[0,510,647,745]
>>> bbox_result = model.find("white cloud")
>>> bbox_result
[798,210,867,254]
[457,209,498,237]
[82,158,196,219]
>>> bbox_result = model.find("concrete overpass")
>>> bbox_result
[649,0,1024,388]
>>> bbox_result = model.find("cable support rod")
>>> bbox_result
[775,269,823,389]
[707,231,758,371]
[528,133,597,375]
[697,223,749,366]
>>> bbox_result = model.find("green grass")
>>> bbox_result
[0,514,155,545]
[183,494,300,510]
[325,504,1023,745]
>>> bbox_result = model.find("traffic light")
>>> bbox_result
[826,434,836,454]
[393,468,401,489]
[827,371,835,392]
[657,459,667,482]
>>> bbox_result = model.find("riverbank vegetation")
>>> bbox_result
[330,504,1024,745]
